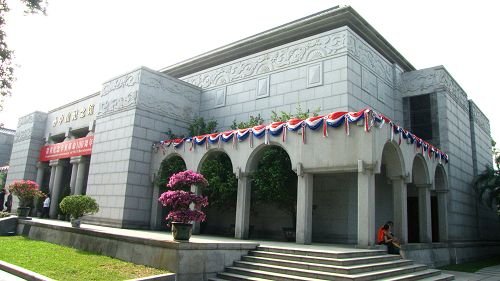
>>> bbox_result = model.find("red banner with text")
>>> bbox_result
[39,136,94,161]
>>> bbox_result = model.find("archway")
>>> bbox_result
[407,155,431,243]
[247,144,297,241]
[198,150,237,236]
[376,142,406,242]
[432,165,448,242]
[154,154,186,230]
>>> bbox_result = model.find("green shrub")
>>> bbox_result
[59,195,99,219]
[0,211,10,218]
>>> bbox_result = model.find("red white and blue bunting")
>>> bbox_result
[153,108,448,163]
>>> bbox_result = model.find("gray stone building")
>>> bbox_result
[5,6,499,265]
[0,127,15,168]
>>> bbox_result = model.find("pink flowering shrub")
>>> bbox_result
[8,180,44,207]
[159,171,209,224]
[167,170,208,190]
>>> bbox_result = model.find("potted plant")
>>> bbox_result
[59,195,99,227]
[8,180,44,218]
[159,170,209,241]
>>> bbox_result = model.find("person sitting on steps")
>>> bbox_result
[377,223,400,255]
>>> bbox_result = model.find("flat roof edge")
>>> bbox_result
[160,6,414,78]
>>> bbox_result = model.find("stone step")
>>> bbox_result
[256,246,386,259]
[378,269,455,281]
[223,267,332,281]
[211,272,276,281]
[241,255,413,274]
[250,250,401,266]
[228,262,428,280]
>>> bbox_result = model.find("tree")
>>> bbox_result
[200,153,237,210]
[0,0,47,112]
[473,167,500,216]
[251,146,297,226]
[155,156,186,191]
[188,117,217,136]
[473,139,500,216]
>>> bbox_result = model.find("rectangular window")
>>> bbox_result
[409,94,432,141]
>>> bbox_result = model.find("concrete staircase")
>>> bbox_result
[209,246,454,281]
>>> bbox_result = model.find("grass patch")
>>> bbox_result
[0,236,169,280]
[439,256,500,273]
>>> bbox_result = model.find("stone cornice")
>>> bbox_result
[159,6,414,78]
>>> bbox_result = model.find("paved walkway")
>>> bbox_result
[443,264,500,281]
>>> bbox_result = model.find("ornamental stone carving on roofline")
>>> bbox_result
[400,67,469,112]
[469,101,490,133]
[182,30,348,89]
[346,32,393,84]
[101,71,141,97]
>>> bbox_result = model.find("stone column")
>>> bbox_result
[417,184,432,243]
[34,162,48,214]
[191,184,202,234]
[69,157,79,195]
[150,183,163,230]
[436,189,449,242]
[49,159,67,219]
[48,165,56,194]
[296,173,313,244]
[392,177,408,244]
[235,174,251,239]
[357,161,376,247]
[74,157,88,195]
[35,162,47,188]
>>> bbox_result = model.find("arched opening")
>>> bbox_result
[407,155,431,243]
[432,165,448,242]
[154,154,186,230]
[248,145,297,241]
[375,142,406,242]
[199,151,237,236]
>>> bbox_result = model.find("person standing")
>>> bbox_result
[41,194,50,218]
[4,192,12,213]
[0,189,5,211]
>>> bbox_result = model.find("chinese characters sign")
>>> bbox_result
[39,136,94,161]
[52,104,95,127]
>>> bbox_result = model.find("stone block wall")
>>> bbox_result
[181,27,351,129]
[6,112,47,187]
[312,173,357,243]
[0,129,14,166]
[87,67,201,228]
[346,29,401,122]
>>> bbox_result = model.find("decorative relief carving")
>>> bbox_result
[98,91,138,116]
[141,76,200,104]
[469,101,490,133]
[182,32,347,89]
[401,68,469,112]
[17,115,34,127]
[138,72,201,120]
[17,113,45,128]
[347,33,393,83]
[14,129,32,142]
[102,71,140,96]
[436,69,469,112]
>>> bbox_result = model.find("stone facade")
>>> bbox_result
[0,128,15,167]
[4,5,498,261]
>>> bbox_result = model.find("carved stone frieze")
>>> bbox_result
[469,101,490,133]
[436,69,469,112]
[182,31,347,89]
[102,71,140,97]
[401,68,469,112]
[346,32,393,83]
[17,113,46,128]
[98,91,138,116]
[14,129,32,142]
[141,77,200,103]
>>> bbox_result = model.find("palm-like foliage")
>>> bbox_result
[473,167,500,216]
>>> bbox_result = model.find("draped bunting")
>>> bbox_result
[152,108,448,163]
